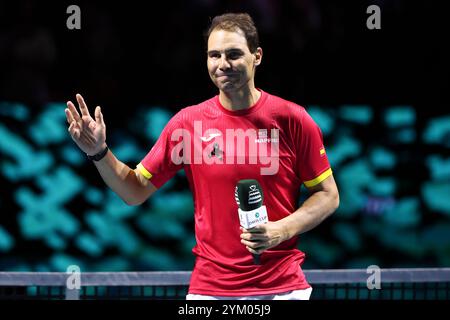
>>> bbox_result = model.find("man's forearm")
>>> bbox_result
[280,190,339,240]
[92,149,146,205]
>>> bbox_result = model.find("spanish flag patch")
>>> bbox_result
[320,147,326,156]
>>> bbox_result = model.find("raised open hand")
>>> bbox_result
[65,94,107,156]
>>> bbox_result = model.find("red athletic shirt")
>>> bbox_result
[137,89,332,296]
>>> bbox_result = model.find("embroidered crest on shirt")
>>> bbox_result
[255,129,279,143]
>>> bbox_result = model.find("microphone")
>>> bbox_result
[235,179,268,265]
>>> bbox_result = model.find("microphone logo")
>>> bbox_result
[248,189,262,205]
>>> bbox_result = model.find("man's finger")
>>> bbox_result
[76,93,90,117]
[67,101,81,121]
[68,120,78,131]
[241,233,267,241]
[241,238,264,248]
[242,225,265,234]
[95,106,104,126]
[65,108,75,124]
[68,121,80,139]
[64,108,73,125]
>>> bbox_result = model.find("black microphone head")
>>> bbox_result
[235,179,264,211]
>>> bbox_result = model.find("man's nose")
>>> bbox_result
[218,55,231,70]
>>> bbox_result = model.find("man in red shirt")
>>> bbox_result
[65,13,339,300]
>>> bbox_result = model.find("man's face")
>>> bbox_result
[207,29,261,93]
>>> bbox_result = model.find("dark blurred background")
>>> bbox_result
[0,0,449,272]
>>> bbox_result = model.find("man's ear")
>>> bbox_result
[254,47,263,66]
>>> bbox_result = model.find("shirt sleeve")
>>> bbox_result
[296,108,332,188]
[136,111,184,189]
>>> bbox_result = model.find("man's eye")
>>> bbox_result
[210,53,220,59]
[228,53,241,60]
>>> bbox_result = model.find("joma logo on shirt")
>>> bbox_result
[170,121,280,175]
[200,133,221,142]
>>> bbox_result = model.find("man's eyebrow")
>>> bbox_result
[207,48,245,55]
[226,48,244,54]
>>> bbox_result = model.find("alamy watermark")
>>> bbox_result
[366,265,381,289]
[66,5,81,30]
[367,5,381,30]
[66,265,81,290]
[170,122,280,175]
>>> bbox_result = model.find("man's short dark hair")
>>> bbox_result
[206,13,259,53]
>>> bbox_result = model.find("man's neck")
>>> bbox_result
[219,86,261,111]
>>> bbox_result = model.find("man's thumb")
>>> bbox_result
[95,106,104,125]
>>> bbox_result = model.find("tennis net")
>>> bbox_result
[0,268,449,300]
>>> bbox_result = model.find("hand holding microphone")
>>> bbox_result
[235,179,269,265]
